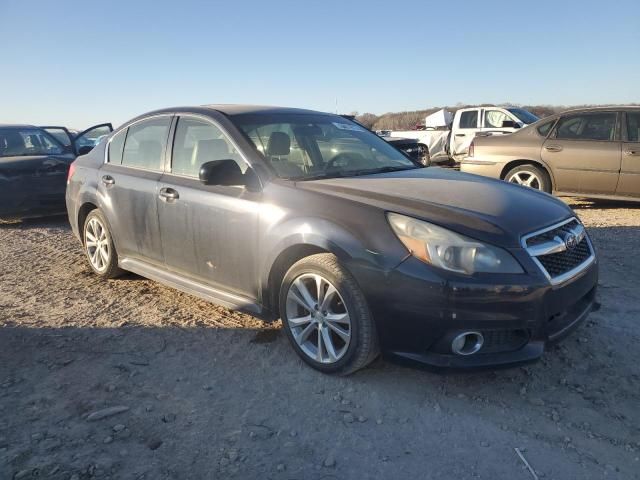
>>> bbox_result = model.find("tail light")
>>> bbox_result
[468,140,475,157]
[67,162,76,184]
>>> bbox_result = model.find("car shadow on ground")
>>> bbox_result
[562,197,640,210]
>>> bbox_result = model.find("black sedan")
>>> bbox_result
[0,123,112,219]
[65,105,598,374]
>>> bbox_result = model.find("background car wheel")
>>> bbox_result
[83,209,123,279]
[279,253,379,375]
[505,164,551,193]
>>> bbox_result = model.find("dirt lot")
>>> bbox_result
[1,198,639,480]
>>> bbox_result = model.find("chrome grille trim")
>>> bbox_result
[522,217,595,285]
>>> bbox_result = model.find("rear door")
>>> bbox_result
[542,111,620,194]
[618,111,640,197]
[99,116,171,265]
[451,109,480,157]
[157,114,260,298]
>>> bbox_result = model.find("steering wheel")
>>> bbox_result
[324,152,366,171]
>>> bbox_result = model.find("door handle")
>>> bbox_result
[544,145,563,153]
[624,150,640,156]
[455,134,466,137]
[159,187,179,201]
[101,175,115,186]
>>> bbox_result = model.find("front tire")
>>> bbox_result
[83,209,123,279]
[505,164,551,193]
[279,254,379,375]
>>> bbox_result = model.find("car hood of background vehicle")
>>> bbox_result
[297,168,573,248]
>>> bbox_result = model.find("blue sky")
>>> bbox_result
[0,0,638,128]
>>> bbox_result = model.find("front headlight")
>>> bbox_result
[387,213,523,275]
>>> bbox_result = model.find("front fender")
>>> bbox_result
[259,215,408,305]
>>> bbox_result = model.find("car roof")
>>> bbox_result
[0,124,38,129]
[560,105,640,114]
[202,104,329,116]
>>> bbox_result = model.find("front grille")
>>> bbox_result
[523,218,594,283]
[525,219,580,247]
[536,238,591,277]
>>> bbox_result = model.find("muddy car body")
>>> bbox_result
[66,105,598,374]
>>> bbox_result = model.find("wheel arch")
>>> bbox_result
[500,159,555,190]
[77,202,99,244]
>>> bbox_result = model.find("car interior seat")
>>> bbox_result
[267,132,304,177]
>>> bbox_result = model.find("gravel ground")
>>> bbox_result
[1,197,639,480]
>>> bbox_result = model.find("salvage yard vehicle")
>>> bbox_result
[0,123,113,219]
[66,105,598,374]
[389,106,539,164]
[461,107,640,201]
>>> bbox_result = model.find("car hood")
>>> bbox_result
[296,168,573,248]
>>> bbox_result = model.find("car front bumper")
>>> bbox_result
[351,249,598,370]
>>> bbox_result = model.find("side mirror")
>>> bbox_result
[501,120,520,129]
[77,145,94,156]
[199,159,247,186]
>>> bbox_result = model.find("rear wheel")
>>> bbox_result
[83,209,123,278]
[279,253,378,375]
[505,164,551,193]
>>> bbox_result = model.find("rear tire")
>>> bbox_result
[505,164,551,193]
[279,253,379,375]
[83,209,123,279]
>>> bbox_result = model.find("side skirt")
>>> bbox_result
[119,257,267,318]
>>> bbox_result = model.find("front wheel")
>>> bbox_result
[505,164,551,193]
[279,254,379,375]
[83,209,123,279]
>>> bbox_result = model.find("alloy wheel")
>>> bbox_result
[507,171,542,189]
[285,273,351,364]
[85,217,110,272]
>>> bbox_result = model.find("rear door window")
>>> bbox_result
[555,113,617,141]
[459,111,478,129]
[108,128,127,164]
[536,119,556,137]
[121,117,171,170]
[626,112,640,142]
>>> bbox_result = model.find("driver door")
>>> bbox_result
[73,123,113,155]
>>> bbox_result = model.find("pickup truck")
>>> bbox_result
[388,106,539,164]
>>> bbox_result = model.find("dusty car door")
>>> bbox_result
[541,111,620,194]
[617,111,640,197]
[157,115,260,299]
[99,116,171,265]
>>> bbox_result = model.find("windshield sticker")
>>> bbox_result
[332,122,366,132]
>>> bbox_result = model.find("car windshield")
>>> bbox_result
[231,113,419,180]
[507,108,540,125]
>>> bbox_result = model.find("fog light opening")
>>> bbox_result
[451,332,484,356]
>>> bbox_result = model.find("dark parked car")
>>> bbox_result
[66,105,598,374]
[0,123,112,219]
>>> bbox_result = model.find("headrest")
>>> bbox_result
[267,132,290,156]
[193,139,229,163]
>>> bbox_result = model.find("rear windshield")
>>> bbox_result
[230,113,418,180]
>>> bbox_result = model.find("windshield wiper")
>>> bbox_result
[289,165,419,182]
[346,165,420,177]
